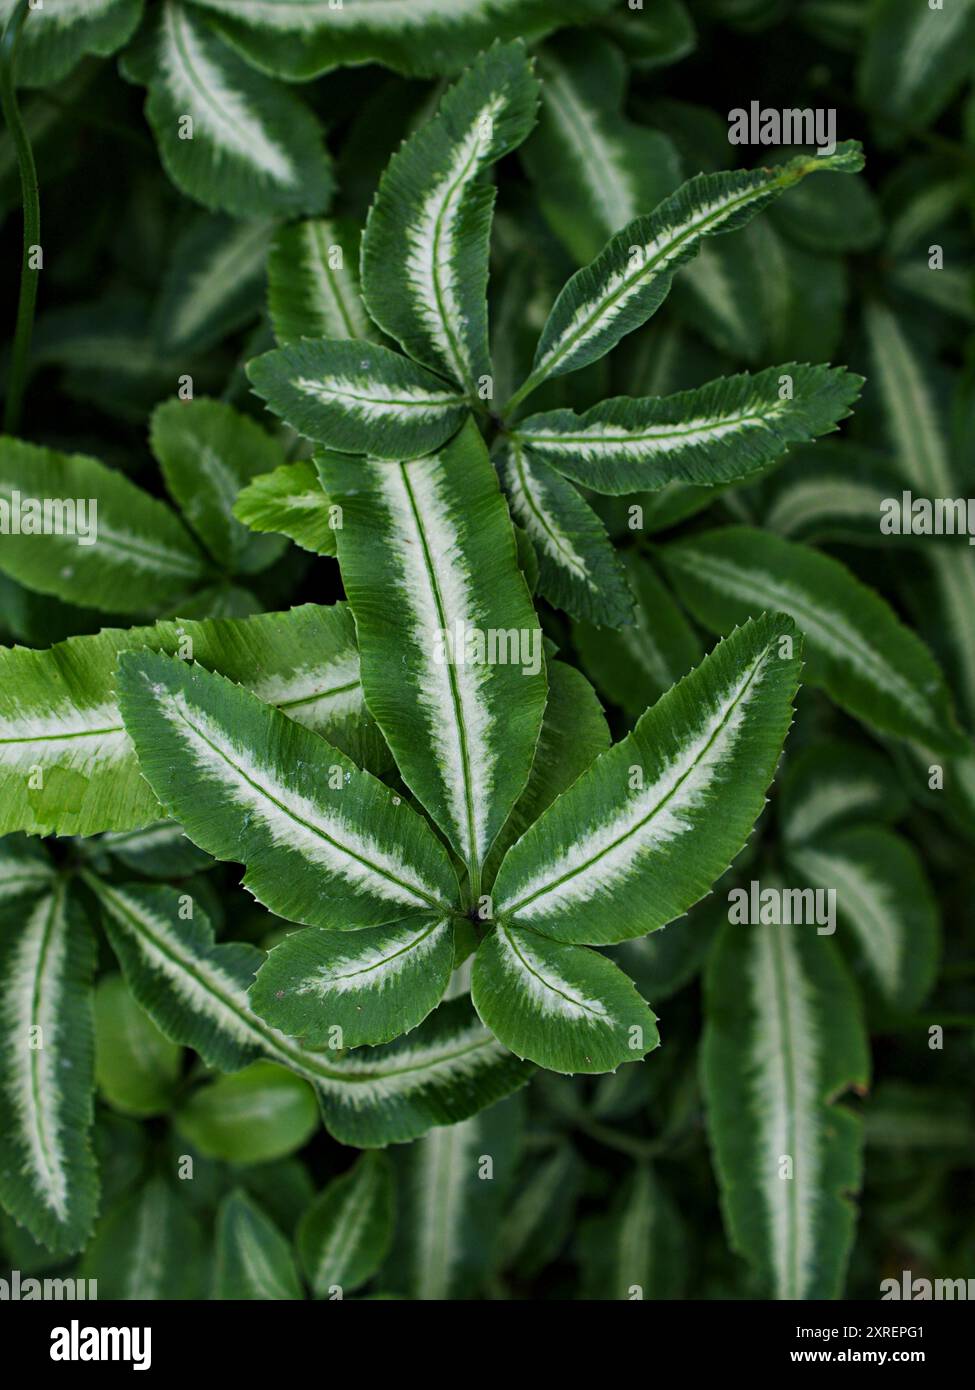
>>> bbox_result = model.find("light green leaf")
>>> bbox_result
[0,437,205,614]
[859,0,975,132]
[0,0,141,88]
[297,1153,394,1297]
[578,1165,685,1299]
[175,1061,319,1163]
[250,919,455,1050]
[521,34,682,265]
[492,614,802,945]
[89,881,531,1148]
[498,438,633,626]
[385,1094,522,1298]
[186,0,614,80]
[150,397,287,573]
[213,1190,302,1300]
[247,337,469,460]
[511,143,865,402]
[0,886,98,1254]
[574,553,703,718]
[121,1,333,218]
[321,420,547,885]
[512,364,863,494]
[79,1177,204,1299]
[660,527,965,753]
[472,923,658,1073]
[152,212,273,355]
[268,218,373,346]
[361,41,539,393]
[0,603,384,837]
[233,460,339,557]
[786,826,940,1014]
[116,651,461,929]
[94,974,182,1118]
[703,920,869,1299]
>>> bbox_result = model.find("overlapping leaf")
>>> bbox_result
[186,0,615,81]
[121,1,333,218]
[361,41,539,393]
[471,924,659,1073]
[321,420,547,885]
[116,651,460,929]
[0,604,383,837]
[511,364,863,494]
[251,918,456,1049]
[90,880,532,1148]
[233,461,339,557]
[491,614,803,945]
[703,920,869,1300]
[660,527,965,753]
[0,886,98,1254]
[0,437,204,613]
[498,439,633,626]
[247,337,469,459]
[507,142,864,404]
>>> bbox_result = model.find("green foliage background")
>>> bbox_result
[0,0,973,1301]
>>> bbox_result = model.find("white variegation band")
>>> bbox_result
[160,2,296,185]
[153,683,445,910]
[404,94,506,388]
[747,925,819,1301]
[500,643,773,921]
[293,374,463,421]
[377,456,498,868]
[3,889,71,1220]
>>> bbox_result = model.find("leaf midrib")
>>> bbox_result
[535,174,784,382]
[399,463,481,888]
[170,694,449,911]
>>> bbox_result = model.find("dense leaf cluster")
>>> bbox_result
[0,0,972,1302]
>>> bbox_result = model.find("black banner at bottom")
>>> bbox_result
[0,1296,968,1374]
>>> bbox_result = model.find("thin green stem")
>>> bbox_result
[575,1118,664,1161]
[501,369,546,421]
[1,0,40,435]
